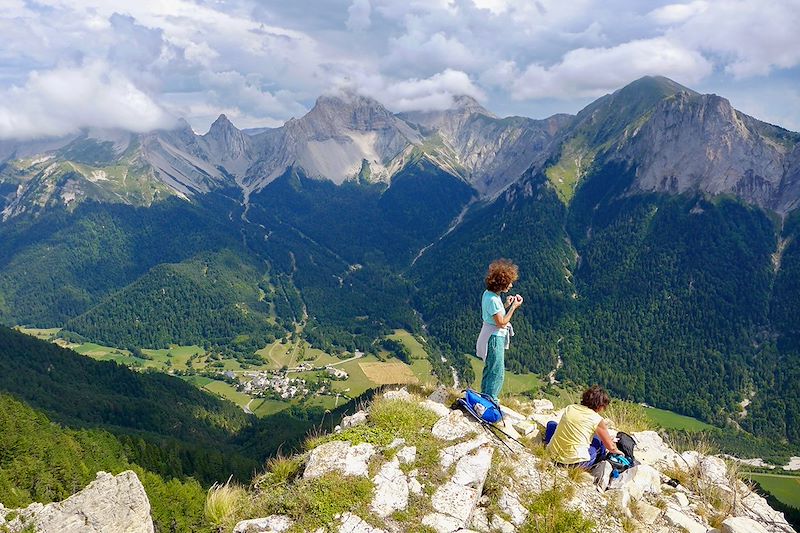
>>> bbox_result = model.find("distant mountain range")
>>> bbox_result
[3,76,797,221]
[1,76,799,448]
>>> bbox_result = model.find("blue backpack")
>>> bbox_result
[461,389,503,423]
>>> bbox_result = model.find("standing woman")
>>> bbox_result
[476,259,522,402]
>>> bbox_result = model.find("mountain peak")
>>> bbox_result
[451,94,495,118]
[207,113,237,135]
[617,75,697,100]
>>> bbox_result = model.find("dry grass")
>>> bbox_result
[205,480,248,531]
[604,400,653,433]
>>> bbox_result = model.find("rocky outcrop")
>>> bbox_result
[233,387,795,533]
[0,471,154,533]
[622,91,800,213]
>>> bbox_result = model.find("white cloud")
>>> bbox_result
[344,69,486,112]
[511,38,712,99]
[649,1,708,24]
[0,61,175,139]
[346,0,372,31]
[667,0,800,78]
[0,0,798,135]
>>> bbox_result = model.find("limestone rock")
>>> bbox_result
[498,488,528,526]
[440,434,491,468]
[408,477,423,496]
[370,459,408,518]
[304,441,375,479]
[433,410,478,441]
[512,419,539,437]
[383,388,413,402]
[422,399,453,418]
[451,446,493,488]
[674,492,690,508]
[341,410,368,429]
[532,399,554,412]
[428,386,452,405]
[422,512,464,533]
[431,482,480,524]
[608,464,662,499]
[234,515,293,533]
[339,512,387,533]
[396,446,417,465]
[664,509,708,533]
[635,501,662,525]
[631,431,681,468]
[23,471,153,533]
[721,516,769,533]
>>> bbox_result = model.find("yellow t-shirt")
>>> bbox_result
[547,404,603,464]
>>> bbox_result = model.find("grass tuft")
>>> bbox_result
[205,480,247,530]
[520,485,595,533]
[604,400,653,433]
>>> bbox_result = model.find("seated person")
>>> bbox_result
[544,385,622,469]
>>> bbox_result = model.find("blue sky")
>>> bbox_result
[0,0,798,139]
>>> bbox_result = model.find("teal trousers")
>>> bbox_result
[481,335,505,401]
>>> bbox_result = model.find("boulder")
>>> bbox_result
[431,482,480,524]
[370,459,408,518]
[635,501,662,525]
[721,516,769,533]
[383,388,413,402]
[440,434,491,468]
[631,431,681,468]
[396,446,417,465]
[234,515,293,533]
[498,488,528,526]
[608,464,662,499]
[512,419,539,437]
[451,446,493,488]
[674,492,690,508]
[421,512,464,533]
[664,509,708,533]
[304,441,375,479]
[408,477,423,496]
[339,512,387,533]
[433,410,478,441]
[422,399,452,418]
[341,410,368,429]
[20,471,153,533]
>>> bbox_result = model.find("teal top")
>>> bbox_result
[481,290,507,337]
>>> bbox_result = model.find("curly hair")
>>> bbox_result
[485,259,519,293]
[581,385,610,411]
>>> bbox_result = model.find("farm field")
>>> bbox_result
[387,329,429,360]
[202,380,250,408]
[468,357,544,394]
[360,360,418,385]
[643,406,715,432]
[748,473,800,510]
[15,326,61,340]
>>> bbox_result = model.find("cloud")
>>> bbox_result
[510,38,712,100]
[649,1,708,24]
[665,0,800,78]
[344,69,486,112]
[0,61,175,139]
[0,0,799,136]
[346,0,372,31]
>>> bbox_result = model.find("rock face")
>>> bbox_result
[0,471,153,533]
[622,91,800,213]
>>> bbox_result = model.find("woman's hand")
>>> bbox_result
[512,294,523,308]
[506,295,515,307]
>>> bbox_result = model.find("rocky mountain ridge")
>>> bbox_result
[3,76,798,221]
